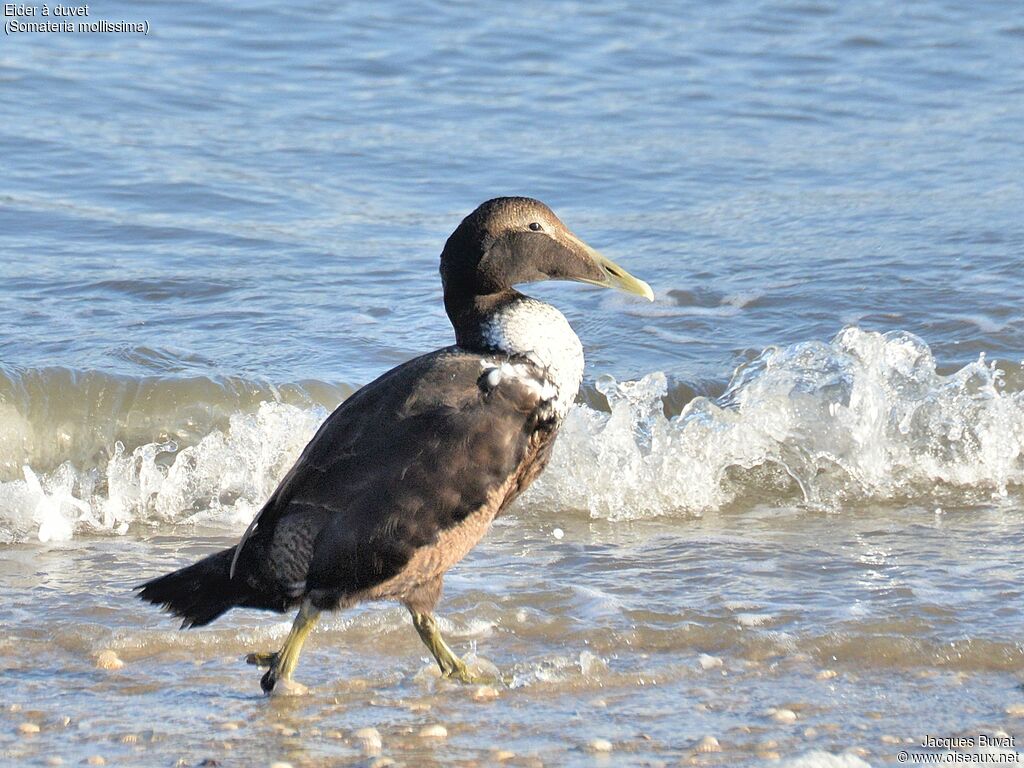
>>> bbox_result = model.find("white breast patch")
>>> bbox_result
[480,359,559,403]
[479,298,585,418]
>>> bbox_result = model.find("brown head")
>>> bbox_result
[439,197,653,310]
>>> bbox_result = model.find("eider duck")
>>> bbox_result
[138,197,653,694]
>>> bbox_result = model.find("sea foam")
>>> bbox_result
[525,327,1023,518]
[0,327,1021,542]
[0,402,325,543]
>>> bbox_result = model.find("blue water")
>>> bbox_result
[3,0,1022,385]
[2,2,1024,766]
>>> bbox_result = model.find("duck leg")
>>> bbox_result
[259,599,320,695]
[410,610,468,678]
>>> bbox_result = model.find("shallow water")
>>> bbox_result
[2,0,1024,765]
[2,508,1023,766]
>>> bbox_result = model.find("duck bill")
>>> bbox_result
[565,233,654,301]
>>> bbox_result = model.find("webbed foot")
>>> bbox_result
[442,654,501,685]
[245,651,278,668]
[261,665,308,696]
[410,610,501,685]
[444,665,493,685]
[255,600,320,697]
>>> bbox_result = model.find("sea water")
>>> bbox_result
[1,0,1023,765]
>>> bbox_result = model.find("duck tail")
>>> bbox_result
[136,546,249,628]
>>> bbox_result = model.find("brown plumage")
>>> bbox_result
[137,197,652,693]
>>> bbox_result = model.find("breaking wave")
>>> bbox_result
[1,327,1022,542]
[0,369,346,543]
[527,326,1024,518]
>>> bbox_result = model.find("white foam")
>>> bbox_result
[522,327,1024,519]
[2,327,1022,541]
[779,751,873,768]
[0,401,325,543]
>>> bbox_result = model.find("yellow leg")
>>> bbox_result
[410,610,495,684]
[260,600,319,694]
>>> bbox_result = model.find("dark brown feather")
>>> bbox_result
[230,346,560,612]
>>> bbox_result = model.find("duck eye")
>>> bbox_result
[528,222,542,232]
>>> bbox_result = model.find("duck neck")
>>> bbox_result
[445,288,585,416]
[444,288,523,352]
